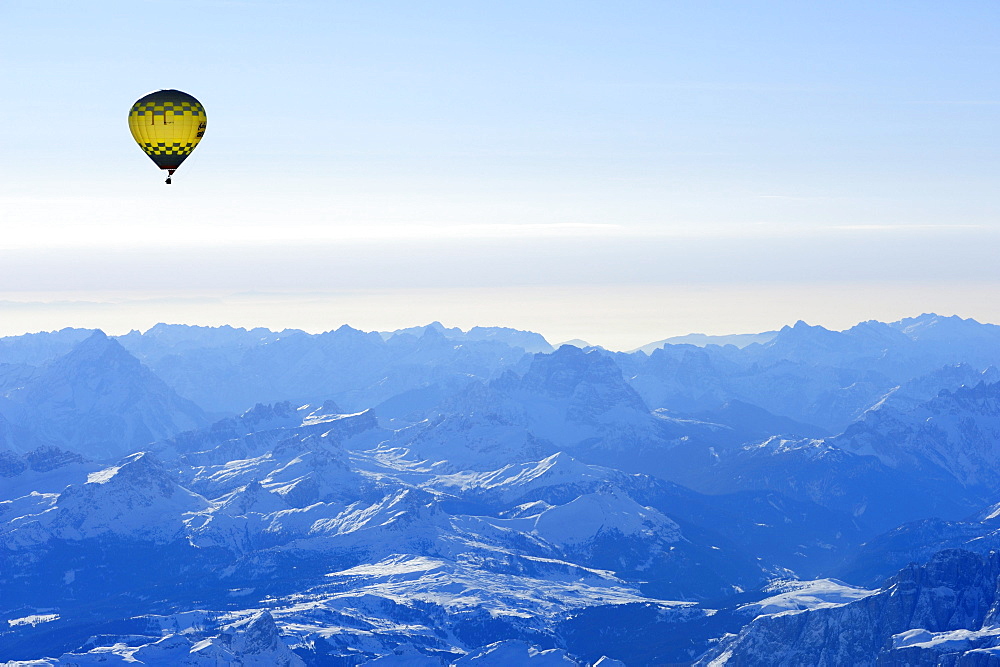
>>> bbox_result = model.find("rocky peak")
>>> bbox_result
[217,611,304,665]
[78,451,177,498]
[845,319,913,346]
[521,346,643,409]
[24,445,85,472]
[217,480,287,516]
[762,321,851,360]
[0,327,96,366]
[891,313,996,341]
[701,549,1000,665]
[238,401,299,431]
[2,332,208,460]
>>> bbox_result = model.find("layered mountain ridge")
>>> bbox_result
[4,315,1000,664]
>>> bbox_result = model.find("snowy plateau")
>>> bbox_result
[7,316,1000,664]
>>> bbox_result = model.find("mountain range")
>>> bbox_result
[4,314,1000,664]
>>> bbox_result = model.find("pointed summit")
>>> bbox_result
[4,332,208,460]
[0,327,96,365]
[770,320,841,342]
[419,323,448,340]
[220,611,304,664]
[217,480,287,516]
[333,323,364,335]
[44,329,140,378]
[48,451,208,542]
[75,328,108,343]
[80,451,175,496]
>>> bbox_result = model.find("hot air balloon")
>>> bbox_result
[128,90,206,184]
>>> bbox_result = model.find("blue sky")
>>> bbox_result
[1,1,998,348]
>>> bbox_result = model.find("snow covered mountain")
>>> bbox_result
[0,331,207,459]
[4,315,1000,664]
[835,380,1000,492]
[664,434,980,535]
[400,344,720,477]
[117,323,542,415]
[648,379,1000,536]
[0,327,96,366]
[381,321,554,354]
[624,314,1000,433]
[632,330,778,353]
[0,396,853,663]
[701,549,1000,665]
[0,403,711,663]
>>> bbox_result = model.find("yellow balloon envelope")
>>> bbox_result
[128,89,206,184]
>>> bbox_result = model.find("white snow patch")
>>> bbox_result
[739,579,876,617]
[891,627,986,651]
[86,466,121,484]
[9,613,59,627]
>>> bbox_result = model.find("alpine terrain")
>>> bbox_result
[4,315,1000,664]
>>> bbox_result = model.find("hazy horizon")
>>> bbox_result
[3,2,998,346]
[0,285,995,352]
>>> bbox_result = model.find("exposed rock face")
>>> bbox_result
[0,447,85,479]
[24,446,86,472]
[0,331,208,460]
[1,451,209,547]
[118,322,542,415]
[453,639,579,665]
[835,381,1000,492]
[701,550,1000,666]
[12,318,1000,664]
[414,345,691,474]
